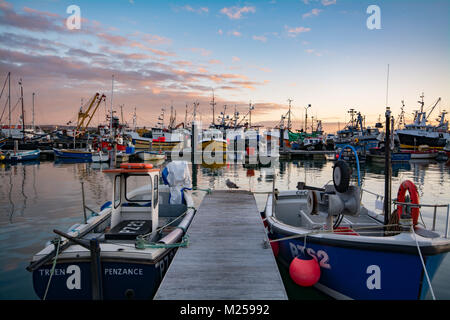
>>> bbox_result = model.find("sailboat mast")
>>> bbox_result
[8,72,11,138]
[32,92,35,132]
[19,79,25,142]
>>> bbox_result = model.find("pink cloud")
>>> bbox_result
[285,25,311,37]
[220,6,256,20]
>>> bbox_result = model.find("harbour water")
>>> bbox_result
[1,158,450,300]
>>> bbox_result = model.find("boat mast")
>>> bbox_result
[287,99,293,131]
[210,90,216,127]
[19,78,25,143]
[32,92,35,133]
[110,75,114,140]
[8,72,11,138]
[384,64,392,227]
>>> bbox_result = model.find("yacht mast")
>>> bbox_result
[8,72,11,138]
[19,78,25,142]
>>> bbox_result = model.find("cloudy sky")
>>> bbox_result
[0,0,448,131]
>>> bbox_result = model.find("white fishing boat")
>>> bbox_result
[27,161,195,300]
[92,151,109,163]
[136,150,166,161]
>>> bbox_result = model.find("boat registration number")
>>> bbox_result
[289,242,331,269]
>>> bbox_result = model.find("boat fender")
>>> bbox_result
[289,254,321,287]
[396,180,420,226]
[333,160,350,193]
[100,201,112,211]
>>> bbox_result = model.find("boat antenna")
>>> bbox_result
[383,64,392,228]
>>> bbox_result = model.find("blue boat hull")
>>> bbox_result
[6,150,40,162]
[273,232,447,300]
[53,149,92,160]
[335,140,378,152]
[32,249,177,300]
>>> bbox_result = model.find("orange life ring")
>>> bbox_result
[396,180,420,225]
[120,163,153,169]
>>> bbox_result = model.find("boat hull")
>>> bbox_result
[397,132,447,150]
[5,150,40,162]
[137,151,165,161]
[271,231,447,300]
[32,249,177,300]
[53,148,92,160]
[201,140,227,153]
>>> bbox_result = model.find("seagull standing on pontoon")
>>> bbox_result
[226,179,239,189]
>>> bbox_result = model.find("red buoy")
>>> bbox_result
[289,255,321,287]
[270,241,279,257]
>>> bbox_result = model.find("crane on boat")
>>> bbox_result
[75,93,106,137]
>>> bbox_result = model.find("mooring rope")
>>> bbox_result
[135,234,190,249]
[43,237,61,301]
[411,226,436,300]
[267,224,403,243]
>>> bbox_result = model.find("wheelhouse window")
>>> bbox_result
[125,175,152,202]
[114,175,121,208]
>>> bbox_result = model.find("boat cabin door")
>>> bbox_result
[104,165,160,242]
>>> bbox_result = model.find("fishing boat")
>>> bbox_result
[263,146,450,300]
[53,148,93,160]
[334,110,380,152]
[91,151,109,163]
[136,150,166,161]
[301,136,325,151]
[396,95,449,150]
[27,161,195,300]
[4,149,40,162]
[201,128,227,153]
[0,137,6,148]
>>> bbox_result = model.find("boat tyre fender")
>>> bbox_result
[396,180,420,226]
[333,160,350,193]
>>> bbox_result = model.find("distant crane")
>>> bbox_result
[75,93,106,137]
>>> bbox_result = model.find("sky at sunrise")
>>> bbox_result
[0,0,449,132]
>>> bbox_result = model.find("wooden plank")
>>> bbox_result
[154,190,287,300]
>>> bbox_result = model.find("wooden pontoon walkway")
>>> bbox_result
[154,190,287,300]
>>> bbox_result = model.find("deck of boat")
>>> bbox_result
[154,190,287,300]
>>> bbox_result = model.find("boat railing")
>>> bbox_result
[393,201,450,238]
[361,188,450,238]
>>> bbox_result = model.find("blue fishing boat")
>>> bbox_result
[334,110,381,152]
[264,145,450,300]
[4,149,40,162]
[53,148,93,160]
[27,161,195,300]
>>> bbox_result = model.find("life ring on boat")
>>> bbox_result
[333,160,351,193]
[354,138,359,144]
[396,180,420,225]
[120,163,153,169]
